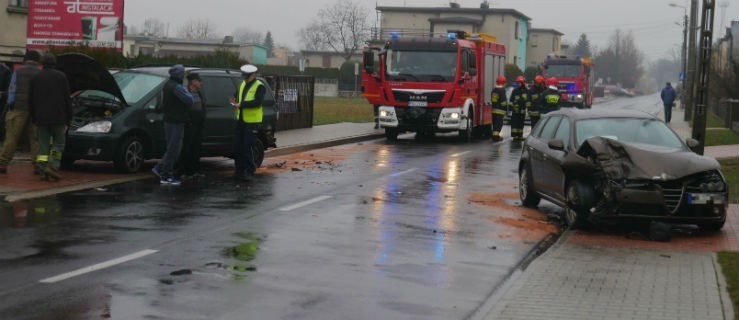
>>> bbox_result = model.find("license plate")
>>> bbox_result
[408,101,427,107]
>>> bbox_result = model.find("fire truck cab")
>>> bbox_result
[541,54,595,109]
[361,32,506,141]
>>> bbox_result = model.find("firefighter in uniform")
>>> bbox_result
[541,77,561,115]
[231,64,265,181]
[490,75,508,142]
[528,75,546,128]
[509,76,530,140]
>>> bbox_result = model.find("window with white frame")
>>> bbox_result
[9,0,29,8]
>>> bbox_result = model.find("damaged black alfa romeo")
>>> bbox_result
[518,108,728,230]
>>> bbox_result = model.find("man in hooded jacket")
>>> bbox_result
[152,65,194,185]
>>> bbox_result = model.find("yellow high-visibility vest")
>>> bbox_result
[235,80,264,123]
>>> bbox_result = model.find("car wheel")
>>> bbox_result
[385,128,398,141]
[565,180,594,229]
[114,136,145,173]
[519,164,541,208]
[458,111,472,142]
[253,138,265,168]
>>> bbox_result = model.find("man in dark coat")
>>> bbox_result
[660,81,677,123]
[28,53,73,181]
[177,72,206,179]
[151,64,194,185]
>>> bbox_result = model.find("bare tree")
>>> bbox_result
[233,27,263,43]
[141,18,166,37]
[300,0,371,61]
[593,30,644,88]
[177,19,219,40]
[298,22,328,51]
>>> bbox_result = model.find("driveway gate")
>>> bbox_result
[265,75,315,130]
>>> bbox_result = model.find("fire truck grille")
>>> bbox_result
[392,91,445,104]
[396,107,442,125]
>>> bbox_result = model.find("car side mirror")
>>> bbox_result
[686,138,700,150]
[548,139,565,151]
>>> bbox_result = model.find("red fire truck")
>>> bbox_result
[541,55,595,109]
[361,32,506,141]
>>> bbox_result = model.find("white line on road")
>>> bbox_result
[389,168,417,178]
[39,249,158,284]
[279,195,332,212]
[451,151,472,157]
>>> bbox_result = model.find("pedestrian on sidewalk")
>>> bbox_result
[0,50,41,174]
[0,62,11,116]
[177,72,206,180]
[28,53,73,181]
[660,81,676,123]
[152,65,194,186]
[230,64,265,181]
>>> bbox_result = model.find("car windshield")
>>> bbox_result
[545,64,581,78]
[113,71,167,104]
[575,118,685,149]
[386,50,457,82]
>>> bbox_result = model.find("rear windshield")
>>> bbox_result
[113,71,167,104]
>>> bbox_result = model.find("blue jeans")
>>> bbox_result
[157,122,184,178]
[663,103,673,123]
[234,122,258,175]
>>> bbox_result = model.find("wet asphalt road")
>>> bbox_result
[0,96,656,320]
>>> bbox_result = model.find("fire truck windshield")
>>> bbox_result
[545,64,581,78]
[386,50,457,82]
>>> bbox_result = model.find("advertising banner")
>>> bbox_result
[27,0,125,52]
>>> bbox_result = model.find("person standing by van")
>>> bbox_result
[152,65,194,185]
[230,64,265,181]
[0,51,41,174]
[178,72,206,180]
[28,53,73,181]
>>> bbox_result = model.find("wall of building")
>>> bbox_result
[380,9,529,71]
[527,31,562,68]
[0,5,29,60]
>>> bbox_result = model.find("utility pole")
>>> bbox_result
[681,14,688,101]
[684,0,699,121]
[692,0,716,155]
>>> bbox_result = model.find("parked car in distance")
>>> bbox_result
[57,54,277,173]
[518,108,728,230]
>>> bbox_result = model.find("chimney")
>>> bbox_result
[480,1,490,8]
[223,35,234,43]
[449,2,460,8]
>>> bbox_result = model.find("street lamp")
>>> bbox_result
[669,2,688,107]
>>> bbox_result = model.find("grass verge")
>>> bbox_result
[313,97,374,126]
[721,158,739,204]
[706,129,739,147]
[717,252,739,320]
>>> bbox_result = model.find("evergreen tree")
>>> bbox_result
[264,31,275,58]
[573,33,592,58]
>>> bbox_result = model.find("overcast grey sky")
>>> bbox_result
[124,0,738,62]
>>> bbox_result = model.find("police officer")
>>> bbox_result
[541,77,561,115]
[231,64,265,181]
[490,75,508,142]
[528,75,546,128]
[509,76,530,140]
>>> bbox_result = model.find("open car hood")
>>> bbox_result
[563,136,720,181]
[56,53,127,105]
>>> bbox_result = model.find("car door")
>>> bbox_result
[141,92,166,156]
[528,115,561,193]
[200,74,239,156]
[542,116,571,201]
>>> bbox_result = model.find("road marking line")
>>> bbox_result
[279,195,332,212]
[451,151,472,157]
[39,249,158,284]
[390,168,417,178]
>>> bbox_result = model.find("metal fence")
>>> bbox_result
[264,75,315,130]
[712,99,739,133]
